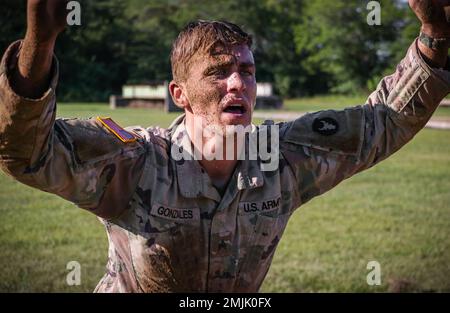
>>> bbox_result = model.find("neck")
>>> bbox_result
[185,112,241,192]
[200,159,238,193]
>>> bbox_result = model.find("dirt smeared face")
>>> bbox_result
[183,44,256,130]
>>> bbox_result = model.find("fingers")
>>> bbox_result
[410,0,450,24]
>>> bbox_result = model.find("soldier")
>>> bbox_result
[0,0,449,292]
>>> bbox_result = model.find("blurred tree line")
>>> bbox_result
[1,0,420,102]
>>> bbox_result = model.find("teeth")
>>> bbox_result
[223,102,245,114]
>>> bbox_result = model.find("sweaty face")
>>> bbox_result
[183,44,257,130]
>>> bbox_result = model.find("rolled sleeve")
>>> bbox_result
[0,41,146,219]
[0,40,59,164]
[369,38,450,117]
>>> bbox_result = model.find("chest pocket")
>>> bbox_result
[237,196,289,274]
[128,203,203,292]
[238,195,284,239]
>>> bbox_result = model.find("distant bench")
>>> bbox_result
[109,82,181,112]
[440,99,450,107]
[110,82,283,112]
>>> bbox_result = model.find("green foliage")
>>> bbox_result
[55,0,132,101]
[0,1,26,52]
[0,0,428,100]
[293,0,408,94]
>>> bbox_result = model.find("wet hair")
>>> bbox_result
[170,20,253,83]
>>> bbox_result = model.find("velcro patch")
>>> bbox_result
[239,196,281,215]
[97,117,136,143]
[312,117,339,136]
[282,107,364,156]
[151,204,200,222]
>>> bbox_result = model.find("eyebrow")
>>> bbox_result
[239,62,256,69]
[203,60,255,76]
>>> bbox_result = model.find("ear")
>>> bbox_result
[169,80,189,110]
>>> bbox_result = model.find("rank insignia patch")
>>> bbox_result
[97,117,136,143]
[312,117,339,136]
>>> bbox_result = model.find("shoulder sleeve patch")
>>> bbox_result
[281,106,364,156]
[97,117,136,143]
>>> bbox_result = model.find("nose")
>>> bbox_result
[227,72,246,93]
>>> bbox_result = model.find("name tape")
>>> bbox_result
[238,196,281,215]
[151,204,200,222]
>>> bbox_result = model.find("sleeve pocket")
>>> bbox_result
[282,106,365,157]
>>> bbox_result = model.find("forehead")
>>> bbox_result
[194,44,255,69]
[213,44,254,63]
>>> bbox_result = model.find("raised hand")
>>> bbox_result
[26,0,69,44]
[409,0,450,37]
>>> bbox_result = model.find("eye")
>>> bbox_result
[240,70,254,76]
[214,68,228,77]
[207,68,228,78]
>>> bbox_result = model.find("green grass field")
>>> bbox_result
[284,95,450,117]
[0,99,449,292]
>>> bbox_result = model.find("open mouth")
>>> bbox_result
[223,104,246,114]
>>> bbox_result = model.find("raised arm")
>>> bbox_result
[279,0,450,209]
[12,0,68,98]
[0,1,148,219]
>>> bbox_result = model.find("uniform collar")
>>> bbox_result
[168,114,264,201]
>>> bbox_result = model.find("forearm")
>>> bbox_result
[410,0,450,68]
[11,36,55,99]
[360,37,450,171]
[418,25,449,69]
[0,40,58,165]
[419,43,449,68]
[10,0,68,99]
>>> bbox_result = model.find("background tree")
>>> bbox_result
[0,0,422,101]
[293,0,407,94]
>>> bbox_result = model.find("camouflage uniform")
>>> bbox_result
[0,39,449,292]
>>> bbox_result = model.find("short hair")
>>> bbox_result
[170,20,253,83]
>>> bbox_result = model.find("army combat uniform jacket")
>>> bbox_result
[0,40,449,292]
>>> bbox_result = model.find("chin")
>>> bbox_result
[220,113,251,127]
